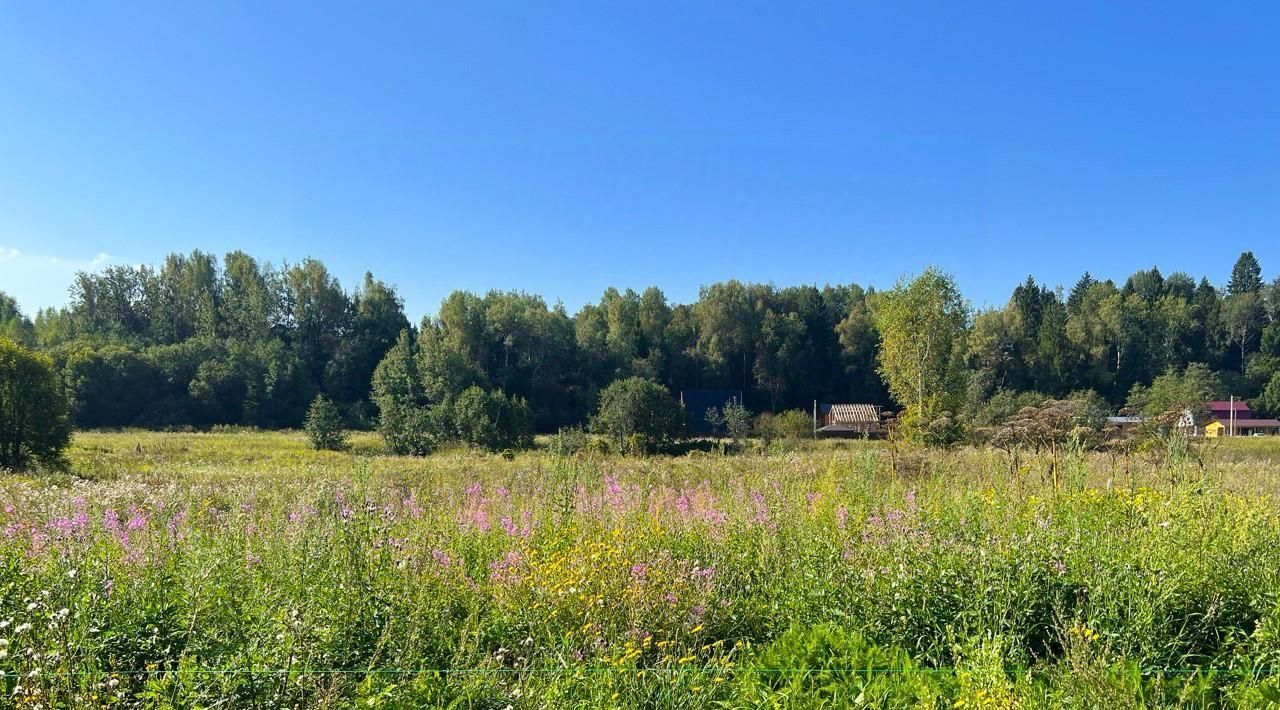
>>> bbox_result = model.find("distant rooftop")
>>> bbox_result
[1207,401,1251,412]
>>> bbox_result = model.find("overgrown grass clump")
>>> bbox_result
[2,432,1280,707]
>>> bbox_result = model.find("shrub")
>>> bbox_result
[757,409,812,442]
[304,394,347,451]
[0,337,72,470]
[547,425,590,456]
[592,377,683,454]
[706,401,752,444]
[377,401,448,456]
[451,386,534,452]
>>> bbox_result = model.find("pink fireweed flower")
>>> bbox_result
[167,508,187,545]
[630,563,649,581]
[431,549,452,568]
[675,495,690,517]
[836,506,849,530]
[126,514,148,531]
[664,592,678,604]
[603,474,624,508]
[403,493,423,518]
[489,550,523,584]
[501,515,517,536]
[691,566,716,580]
[701,509,727,526]
[750,490,768,524]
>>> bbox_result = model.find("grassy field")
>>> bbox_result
[4,432,1280,707]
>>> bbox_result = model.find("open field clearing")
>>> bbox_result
[2,432,1280,707]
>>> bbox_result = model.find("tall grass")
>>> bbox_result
[2,431,1280,707]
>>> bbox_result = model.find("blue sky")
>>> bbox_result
[2,2,1278,320]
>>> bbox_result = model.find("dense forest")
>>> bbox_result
[1,249,1279,432]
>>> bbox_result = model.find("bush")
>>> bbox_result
[547,425,590,456]
[376,401,447,456]
[304,394,347,451]
[706,401,752,444]
[592,377,683,454]
[757,409,812,442]
[450,386,534,452]
[0,338,72,470]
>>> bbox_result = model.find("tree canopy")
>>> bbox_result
[0,338,72,470]
[4,249,1278,443]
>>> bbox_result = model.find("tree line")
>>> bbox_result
[1,249,1279,441]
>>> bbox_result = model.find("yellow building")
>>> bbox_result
[1205,420,1225,438]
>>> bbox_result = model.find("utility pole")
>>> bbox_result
[1230,395,1236,437]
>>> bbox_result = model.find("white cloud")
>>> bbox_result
[0,245,116,311]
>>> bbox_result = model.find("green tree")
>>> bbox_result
[872,268,969,438]
[0,292,35,347]
[693,281,760,393]
[220,251,284,342]
[284,259,352,387]
[593,377,683,454]
[1256,372,1280,418]
[1229,251,1264,296]
[450,386,534,451]
[372,329,443,455]
[1125,363,1221,417]
[304,394,347,451]
[0,338,72,470]
[1224,291,1264,374]
[835,286,886,405]
[706,400,752,446]
[753,310,806,410]
[323,273,409,408]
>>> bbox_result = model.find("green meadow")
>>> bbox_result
[2,431,1280,707]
